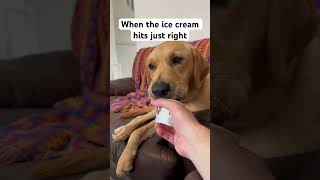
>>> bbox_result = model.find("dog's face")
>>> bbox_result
[146,41,209,102]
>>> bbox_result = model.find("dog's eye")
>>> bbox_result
[148,63,155,70]
[172,57,183,65]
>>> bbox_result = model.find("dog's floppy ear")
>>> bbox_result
[191,46,209,89]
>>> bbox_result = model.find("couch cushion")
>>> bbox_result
[0,64,16,106]
[0,50,81,107]
[110,78,135,96]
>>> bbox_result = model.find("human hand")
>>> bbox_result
[151,99,205,159]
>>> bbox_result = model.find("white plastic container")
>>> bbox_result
[155,107,172,126]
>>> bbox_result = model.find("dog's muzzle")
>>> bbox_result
[151,81,171,99]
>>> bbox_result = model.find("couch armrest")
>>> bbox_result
[110,77,135,96]
[0,50,81,107]
[194,110,239,143]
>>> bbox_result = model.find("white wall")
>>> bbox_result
[134,0,210,49]
[110,0,120,80]
[33,0,75,53]
[0,0,38,58]
[0,0,75,59]
[111,0,137,79]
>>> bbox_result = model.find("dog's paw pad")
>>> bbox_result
[112,125,131,142]
[114,126,125,133]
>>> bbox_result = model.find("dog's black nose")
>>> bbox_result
[152,82,170,98]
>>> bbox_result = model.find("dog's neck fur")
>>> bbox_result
[185,73,210,112]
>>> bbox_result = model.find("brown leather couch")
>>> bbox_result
[110,78,215,180]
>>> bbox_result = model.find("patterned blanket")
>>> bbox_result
[0,0,108,167]
[111,38,211,113]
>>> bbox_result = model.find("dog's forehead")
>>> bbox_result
[150,41,191,58]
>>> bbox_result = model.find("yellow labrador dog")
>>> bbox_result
[112,41,210,177]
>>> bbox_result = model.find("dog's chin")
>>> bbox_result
[172,95,184,102]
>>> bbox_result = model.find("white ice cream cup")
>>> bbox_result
[155,107,172,126]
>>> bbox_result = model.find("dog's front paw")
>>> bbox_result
[116,149,136,177]
[112,125,131,142]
